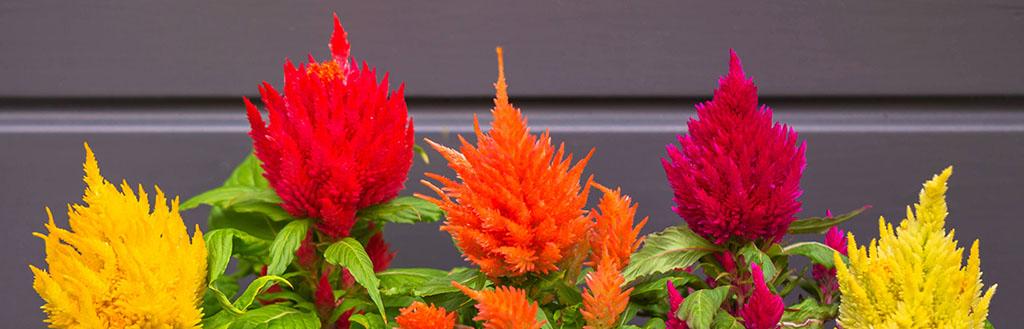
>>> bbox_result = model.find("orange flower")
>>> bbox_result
[454,282,545,329]
[420,48,593,278]
[589,184,648,270]
[581,256,632,329]
[395,302,457,329]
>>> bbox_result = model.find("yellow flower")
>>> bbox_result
[29,143,208,328]
[835,166,996,329]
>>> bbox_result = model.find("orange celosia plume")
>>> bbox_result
[454,282,545,329]
[589,184,648,270]
[395,302,457,329]
[420,47,594,278]
[581,256,632,329]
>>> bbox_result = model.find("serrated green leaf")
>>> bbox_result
[623,226,721,283]
[787,206,869,234]
[783,241,849,269]
[233,275,292,311]
[228,304,319,329]
[677,286,731,329]
[377,268,448,296]
[266,220,310,276]
[711,310,743,329]
[357,196,443,224]
[738,243,778,282]
[324,238,388,325]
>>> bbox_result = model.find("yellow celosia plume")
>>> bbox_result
[835,166,996,329]
[29,143,208,328]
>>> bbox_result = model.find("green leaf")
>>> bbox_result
[348,313,386,329]
[357,196,443,224]
[228,304,320,329]
[323,238,388,325]
[780,298,834,329]
[623,226,721,283]
[224,153,270,188]
[414,267,488,296]
[204,228,272,283]
[630,271,701,299]
[677,286,731,329]
[203,274,242,316]
[377,268,448,296]
[711,310,743,329]
[209,207,286,240]
[232,202,293,222]
[986,320,995,329]
[233,275,292,311]
[783,241,848,269]
[642,318,667,329]
[738,243,778,282]
[205,229,236,283]
[267,220,310,276]
[787,206,869,234]
[182,186,282,211]
[535,304,554,329]
[413,144,430,164]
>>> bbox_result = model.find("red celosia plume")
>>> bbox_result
[419,48,594,278]
[581,256,631,329]
[454,282,545,329]
[395,302,457,329]
[246,14,415,239]
[366,231,396,273]
[662,50,805,244]
[740,263,784,329]
[589,185,648,270]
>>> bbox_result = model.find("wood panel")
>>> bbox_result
[2,0,1022,97]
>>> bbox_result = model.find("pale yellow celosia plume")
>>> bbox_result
[30,143,207,328]
[835,166,996,329]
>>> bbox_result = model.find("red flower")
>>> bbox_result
[665,280,688,329]
[246,14,414,239]
[662,50,805,244]
[813,224,846,303]
[366,231,395,273]
[740,263,784,329]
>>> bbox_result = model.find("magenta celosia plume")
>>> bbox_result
[246,14,415,238]
[740,263,784,329]
[813,224,846,303]
[662,50,806,244]
[665,280,688,329]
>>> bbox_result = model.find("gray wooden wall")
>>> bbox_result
[2,1,1022,327]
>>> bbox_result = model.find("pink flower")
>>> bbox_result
[662,50,805,244]
[740,263,784,329]
[813,225,847,303]
[666,280,688,329]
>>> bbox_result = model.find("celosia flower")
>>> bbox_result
[421,48,593,278]
[665,280,688,329]
[740,263,784,329]
[366,231,396,272]
[835,167,997,328]
[812,224,846,304]
[396,302,457,329]
[30,143,207,328]
[246,14,414,239]
[581,256,631,329]
[589,185,648,270]
[454,282,545,329]
[662,50,805,244]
